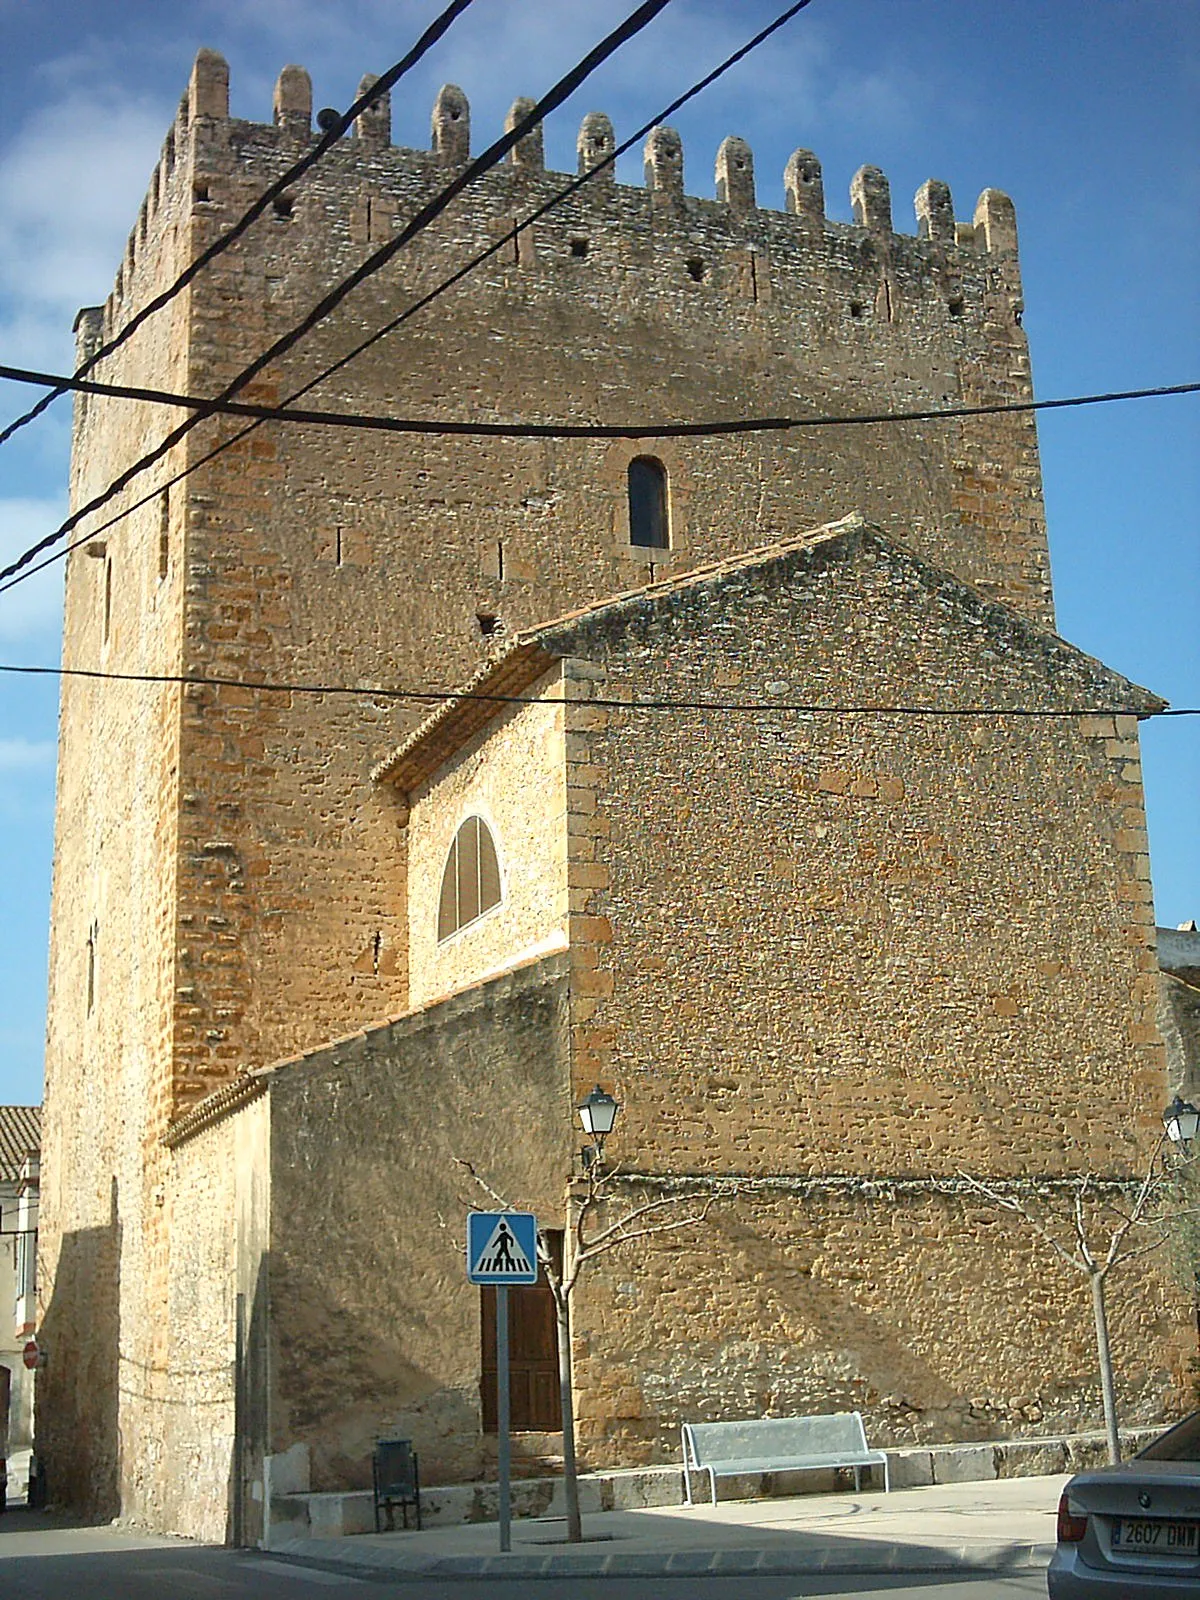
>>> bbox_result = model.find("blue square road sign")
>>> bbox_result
[467,1211,539,1284]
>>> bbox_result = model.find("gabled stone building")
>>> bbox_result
[38,50,1184,1541]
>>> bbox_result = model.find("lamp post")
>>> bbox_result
[551,1085,620,1544]
[1162,1095,1200,1347]
[577,1085,619,1171]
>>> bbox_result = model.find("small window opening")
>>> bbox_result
[438,816,503,941]
[371,930,382,975]
[335,525,344,567]
[948,297,964,318]
[497,541,505,583]
[158,491,170,581]
[570,237,589,259]
[86,923,97,1014]
[1014,306,1024,327]
[193,181,210,203]
[627,456,669,550]
[686,258,706,282]
[476,612,501,638]
[273,194,294,220]
[103,556,113,644]
[850,300,865,319]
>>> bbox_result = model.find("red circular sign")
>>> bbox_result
[22,1340,39,1371]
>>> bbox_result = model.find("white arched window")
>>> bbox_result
[438,816,502,941]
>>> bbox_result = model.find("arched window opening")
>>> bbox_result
[628,456,669,549]
[438,815,502,941]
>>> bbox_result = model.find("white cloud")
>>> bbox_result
[0,91,169,371]
[0,737,55,772]
[0,498,66,650]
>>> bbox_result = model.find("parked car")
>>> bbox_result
[1047,1410,1200,1596]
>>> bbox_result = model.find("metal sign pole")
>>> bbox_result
[497,1284,512,1553]
[467,1210,536,1556]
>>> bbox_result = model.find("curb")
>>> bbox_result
[270,1536,1057,1582]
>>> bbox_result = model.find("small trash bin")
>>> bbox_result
[372,1438,420,1532]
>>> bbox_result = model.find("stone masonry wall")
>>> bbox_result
[407,666,568,1008]
[539,525,1178,1457]
[568,1185,1184,1468]
[153,56,1049,1109]
[38,102,194,1517]
[264,955,572,1493]
[44,43,1062,1526]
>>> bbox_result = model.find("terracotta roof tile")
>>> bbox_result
[0,1104,40,1183]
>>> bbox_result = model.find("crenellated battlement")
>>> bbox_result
[106,49,1024,334]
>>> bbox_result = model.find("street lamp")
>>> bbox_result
[577,1085,619,1170]
[1162,1095,1200,1149]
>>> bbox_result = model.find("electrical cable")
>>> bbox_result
[0,0,480,449]
[0,0,815,593]
[0,661,1195,719]
[0,0,676,586]
[1,359,1196,440]
[1,375,1194,604]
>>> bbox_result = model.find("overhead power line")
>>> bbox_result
[0,0,676,587]
[0,0,816,595]
[0,0,480,450]
[1,661,1195,719]
[1,360,1196,439]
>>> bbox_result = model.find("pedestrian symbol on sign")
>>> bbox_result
[467,1211,539,1284]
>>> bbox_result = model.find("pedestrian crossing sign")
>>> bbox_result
[467,1211,539,1284]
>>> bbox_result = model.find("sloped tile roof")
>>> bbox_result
[0,1104,40,1182]
[372,515,1164,797]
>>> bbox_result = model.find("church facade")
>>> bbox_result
[37,51,1184,1540]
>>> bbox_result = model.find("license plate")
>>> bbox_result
[1112,1518,1199,1555]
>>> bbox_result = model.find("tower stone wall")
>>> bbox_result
[40,50,1066,1525]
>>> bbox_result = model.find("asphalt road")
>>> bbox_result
[0,1511,1050,1600]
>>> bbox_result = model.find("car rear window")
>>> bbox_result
[1139,1411,1200,1462]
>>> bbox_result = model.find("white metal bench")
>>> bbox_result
[680,1412,890,1506]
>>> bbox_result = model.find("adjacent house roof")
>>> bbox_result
[0,1104,41,1183]
[373,515,1165,797]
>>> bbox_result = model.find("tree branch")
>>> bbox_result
[957,1171,1086,1272]
[582,1187,716,1252]
[577,1198,716,1265]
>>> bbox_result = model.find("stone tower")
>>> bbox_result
[40,50,1059,1520]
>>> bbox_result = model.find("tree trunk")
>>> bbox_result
[554,1293,582,1543]
[1091,1270,1121,1465]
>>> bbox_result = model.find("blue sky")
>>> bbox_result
[0,0,1196,1107]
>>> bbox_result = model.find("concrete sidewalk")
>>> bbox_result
[276,1472,1066,1582]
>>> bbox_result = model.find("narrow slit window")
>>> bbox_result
[628,456,669,549]
[158,491,170,580]
[438,816,502,941]
[86,922,97,1014]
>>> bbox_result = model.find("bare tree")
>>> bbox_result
[456,1155,719,1543]
[960,1144,1199,1465]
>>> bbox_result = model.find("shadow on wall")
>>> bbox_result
[35,1177,122,1519]
[227,1250,271,1548]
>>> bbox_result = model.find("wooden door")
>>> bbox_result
[480,1232,562,1433]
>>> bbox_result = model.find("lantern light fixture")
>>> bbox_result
[577,1085,619,1166]
[1163,1095,1200,1148]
